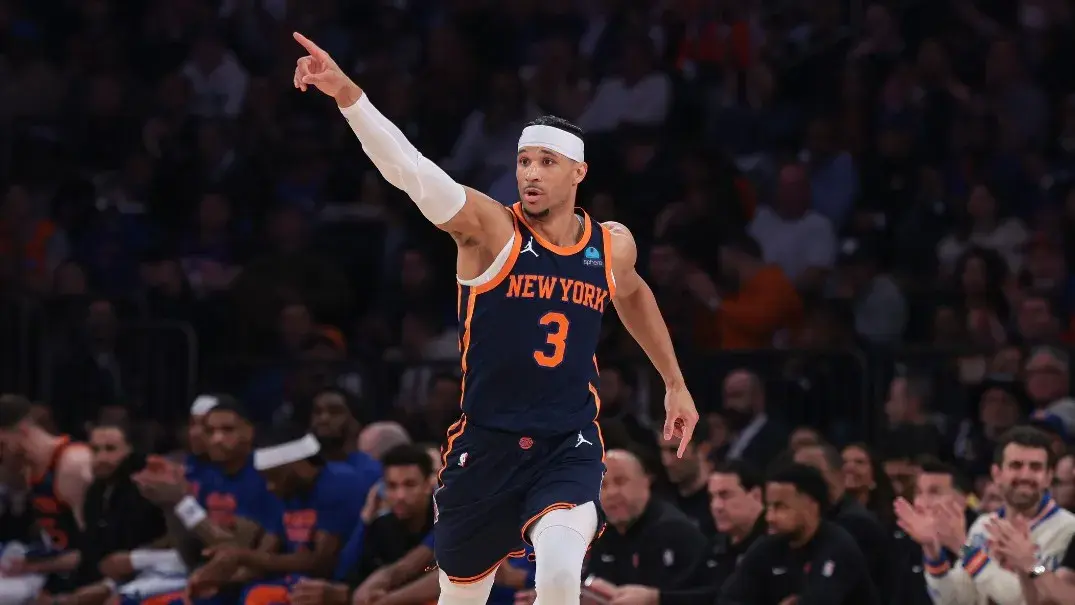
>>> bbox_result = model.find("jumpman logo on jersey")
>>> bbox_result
[521,236,539,258]
[575,432,593,448]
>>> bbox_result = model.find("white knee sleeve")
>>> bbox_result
[531,502,598,605]
[437,568,497,605]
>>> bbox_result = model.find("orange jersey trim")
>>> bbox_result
[511,203,592,256]
[438,417,466,485]
[445,555,506,585]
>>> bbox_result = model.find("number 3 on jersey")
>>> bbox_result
[534,311,569,368]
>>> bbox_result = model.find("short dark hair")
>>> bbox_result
[382,443,434,477]
[712,460,763,491]
[994,426,1055,467]
[91,420,134,445]
[313,386,366,423]
[0,394,33,429]
[767,463,831,511]
[205,394,251,423]
[917,455,972,495]
[525,115,584,139]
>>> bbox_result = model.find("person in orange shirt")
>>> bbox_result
[684,232,803,349]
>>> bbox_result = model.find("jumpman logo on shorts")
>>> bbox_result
[521,236,539,257]
[575,432,593,448]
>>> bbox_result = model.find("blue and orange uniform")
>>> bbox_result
[435,203,614,583]
[28,436,88,593]
[184,453,215,499]
[119,457,277,605]
[241,462,365,605]
[28,437,86,554]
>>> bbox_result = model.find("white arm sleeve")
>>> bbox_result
[339,94,466,225]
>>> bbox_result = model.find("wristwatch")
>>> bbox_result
[1027,565,1047,579]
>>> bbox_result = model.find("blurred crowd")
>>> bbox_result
[5,0,1075,603]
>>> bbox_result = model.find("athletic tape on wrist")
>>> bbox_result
[174,495,208,530]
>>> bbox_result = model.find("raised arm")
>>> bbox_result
[604,221,698,457]
[292,32,512,250]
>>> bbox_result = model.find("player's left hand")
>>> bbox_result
[188,546,245,597]
[663,386,699,458]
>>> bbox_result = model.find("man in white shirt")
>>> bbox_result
[748,162,836,294]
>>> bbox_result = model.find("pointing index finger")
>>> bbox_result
[676,418,695,458]
[293,32,328,60]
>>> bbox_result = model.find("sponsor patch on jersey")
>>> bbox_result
[583,246,603,267]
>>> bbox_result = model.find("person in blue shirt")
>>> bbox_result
[291,443,436,604]
[184,394,221,497]
[309,387,381,497]
[120,396,277,605]
[187,428,364,604]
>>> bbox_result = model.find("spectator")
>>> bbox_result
[720,463,882,605]
[830,237,908,344]
[688,232,803,350]
[749,162,837,294]
[656,424,714,537]
[358,423,412,460]
[841,443,896,526]
[937,184,1029,277]
[1024,347,1075,436]
[794,443,892,592]
[881,374,944,457]
[722,369,788,469]
[586,450,707,592]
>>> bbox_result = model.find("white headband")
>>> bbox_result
[518,125,584,162]
[254,434,321,471]
[190,395,219,417]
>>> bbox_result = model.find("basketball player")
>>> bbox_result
[292,32,699,605]
[0,394,93,599]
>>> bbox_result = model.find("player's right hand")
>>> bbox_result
[293,32,357,102]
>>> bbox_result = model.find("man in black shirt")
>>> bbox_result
[720,463,881,605]
[290,444,434,605]
[610,460,767,605]
[586,449,708,595]
[656,422,716,538]
[794,443,891,591]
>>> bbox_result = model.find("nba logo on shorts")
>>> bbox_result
[582,246,603,267]
[519,437,534,450]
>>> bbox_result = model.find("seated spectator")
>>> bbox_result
[358,423,412,460]
[749,162,837,294]
[722,370,789,469]
[656,425,715,537]
[584,450,707,594]
[686,232,802,350]
[794,443,892,592]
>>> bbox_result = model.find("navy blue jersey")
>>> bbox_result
[28,437,86,552]
[456,203,616,437]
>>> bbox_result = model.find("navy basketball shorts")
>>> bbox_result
[433,420,606,584]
